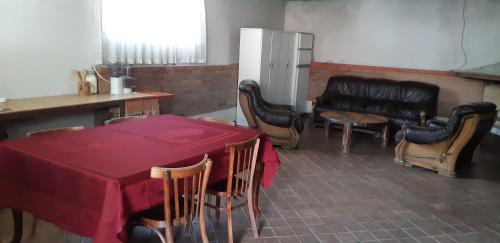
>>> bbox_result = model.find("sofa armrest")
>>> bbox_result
[404,125,449,144]
[426,119,447,128]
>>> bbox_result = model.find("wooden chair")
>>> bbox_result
[205,136,261,243]
[136,155,212,243]
[26,126,84,137]
[104,115,148,125]
[197,116,235,126]
[25,126,84,240]
[0,128,23,243]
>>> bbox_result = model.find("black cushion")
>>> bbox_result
[446,102,497,135]
[314,76,440,133]
[404,126,449,144]
[403,102,497,145]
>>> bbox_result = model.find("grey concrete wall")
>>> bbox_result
[284,0,500,71]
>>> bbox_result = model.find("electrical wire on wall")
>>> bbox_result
[455,0,468,70]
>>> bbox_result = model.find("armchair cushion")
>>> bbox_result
[257,109,294,127]
[427,119,447,128]
[263,102,294,112]
[404,126,449,144]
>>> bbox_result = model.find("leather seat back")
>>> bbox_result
[446,102,497,136]
[447,102,497,170]
[317,76,439,128]
[238,80,293,127]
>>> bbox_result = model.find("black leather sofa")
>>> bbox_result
[313,76,440,134]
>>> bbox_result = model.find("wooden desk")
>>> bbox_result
[0,92,174,122]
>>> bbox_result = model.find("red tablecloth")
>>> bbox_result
[0,115,280,243]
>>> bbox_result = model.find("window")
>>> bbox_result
[101,0,206,64]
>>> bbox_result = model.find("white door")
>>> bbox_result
[265,31,282,103]
[259,30,273,101]
[275,32,293,105]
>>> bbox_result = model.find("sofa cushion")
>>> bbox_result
[315,76,439,125]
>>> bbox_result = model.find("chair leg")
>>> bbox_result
[252,164,263,217]
[11,209,23,243]
[225,197,233,243]
[199,202,209,243]
[30,217,38,238]
[247,191,259,238]
[150,227,167,243]
[215,197,221,220]
[165,224,174,243]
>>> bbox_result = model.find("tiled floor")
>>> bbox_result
[132,122,500,243]
[2,122,500,243]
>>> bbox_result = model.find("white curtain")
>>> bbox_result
[101,0,206,64]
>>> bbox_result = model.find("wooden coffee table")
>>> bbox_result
[320,111,389,153]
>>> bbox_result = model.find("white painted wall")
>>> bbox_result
[284,0,500,71]
[0,0,101,99]
[0,0,285,99]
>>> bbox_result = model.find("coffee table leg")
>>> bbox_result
[382,124,389,147]
[324,120,330,138]
[342,123,352,153]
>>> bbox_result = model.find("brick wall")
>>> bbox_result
[309,62,485,116]
[97,64,238,116]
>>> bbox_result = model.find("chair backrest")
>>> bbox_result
[446,102,497,136]
[26,126,84,137]
[224,136,260,197]
[447,102,497,169]
[0,127,7,141]
[104,115,148,125]
[197,116,235,126]
[238,81,260,128]
[150,154,212,229]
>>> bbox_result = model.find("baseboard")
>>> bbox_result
[190,107,236,121]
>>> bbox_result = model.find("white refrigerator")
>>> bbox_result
[236,28,314,127]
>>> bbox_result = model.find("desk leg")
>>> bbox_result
[11,209,23,243]
[342,123,353,154]
[252,162,263,218]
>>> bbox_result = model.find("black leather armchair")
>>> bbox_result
[238,80,303,148]
[395,102,497,176]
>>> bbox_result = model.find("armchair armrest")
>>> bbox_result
[419,111,426,126]
[426,119,447,128]
[255,108,294,128]
[262,100,294,112]
[404,125,449,144]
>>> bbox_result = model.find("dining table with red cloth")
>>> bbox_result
[0,115,280,243]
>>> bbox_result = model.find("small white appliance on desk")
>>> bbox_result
[0,98,9,112]
[110,77,124,95]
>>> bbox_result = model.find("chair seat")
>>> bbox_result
[207,178,242,193]
[137,198,193,228]
[207,170,251,193]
